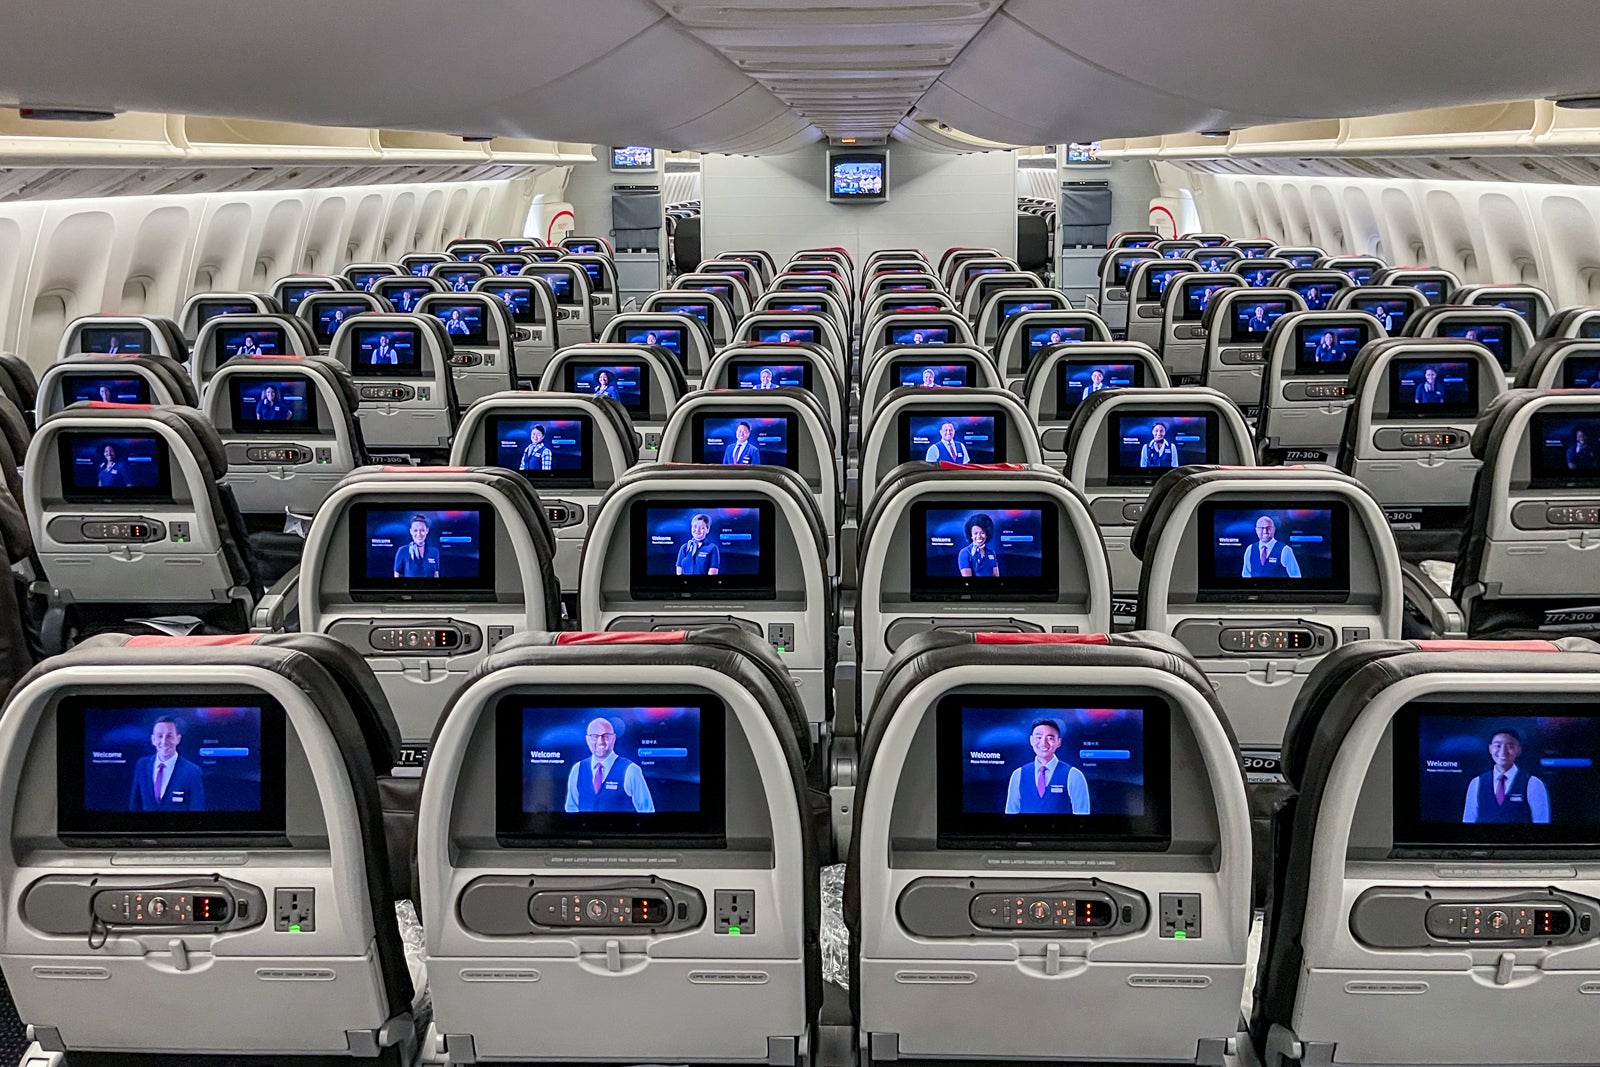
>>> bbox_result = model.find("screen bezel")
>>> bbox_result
[485,413,595,490]
[908,498,1060,603]
[897,408,1009,466]
[346,502,498,602]
[228,376,320,436]
[935,693,1172,851]
[57,431,174,504]
[1104,410,1219,487]
[627,497,778,602]
[690,411,800,471]
[1390,700,1600,854]
[1194,498,1352,603]
[494,692,727,848]
[828,150,889,202]
[609,145,657,171]
[56,692,289,844]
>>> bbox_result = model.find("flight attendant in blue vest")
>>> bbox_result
[1462,728,1549,824]
[564,717,655,812]
[1241,515,1301,578]
[1004,718,1090,815]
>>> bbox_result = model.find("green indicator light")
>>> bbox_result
[288,924,301,933]
[727,926,740,935]
[1173,929,1186,939]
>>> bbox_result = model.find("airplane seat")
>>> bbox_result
[400,252,451,277]
[938,247,1002,285]
[1130,464,1403,754]
[0,631,419,1064]
[449,391,638,604]
[1126,260,1199,349]
[560,235,611,256]
[0,353,38,427]
[1407,305,1537,380]
[733,312,848,370]
[705,342,847,441]
[1192,246,1247,273]
[950,257,1021,305]
[25,404,264,647]
[38,354,198,424]
[1373,266,1461,306]
[1154,239,1202,260]
[1316,255,1388,287]
[993,310,1112,390]
[297,290,392,350]
[177,291,278,342]
[1453,282,1555,335]
[540,343,687,461]
[1515,337,1600,389]
[974,287,1068,350]
[60,314,189,364]
[0,393,32,507]
[415,625,819,1065]
[578,463,834,738]
[203,355,368,521]
[603,310,716,386]
[1453,390,1600,638]
[475,273,559,383]
[1025,342,1169,466]
[757,289,852,345]
[718,248,779,284]
[1163,272,1246,384]
[1273,269,1354,313]
[1016,212,1049,273]
[1539,305,1600,340]
[645,287,739,348]
[0,480,44,685]
[959,271,1045,324]
[1229,238,1276,258]
[413,292,517,409]
[1255,637,1600,1067]
[1098,249,1161,336]
[429,261,493,295]
[521,262,594,348]
[1239,257,1294,290]
[847,628,1251,1067]
[857,387,1042,516]
[1064,387,1254,599]
[1268,247,1327,271]
[1108,231,1161,249]
[328,313,459,464]
[853,463,1112,738]
[862,313,978,367]
[1200,289,1312,409]
[294,465,561,747]
[673,215,703,274]
[859,346,1004,433]
[1256,311,1387,464]
[190,313,320,394]
[678,271,755,319]
[1337,338,1507,560]
[270,274,347,315]
[1330,284,1425,334]
[862,292,956,339]
[657,387,841,570]
[479,252,533,277]
[345,263,405,292]
[700,258,767,302]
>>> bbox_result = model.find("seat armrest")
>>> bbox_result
[1399,559,1465,639]
[252,565,301,632]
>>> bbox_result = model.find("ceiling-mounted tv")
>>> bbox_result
[828,150,889,203]
[610,145,656,171]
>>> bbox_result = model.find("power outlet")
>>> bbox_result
[767,623,795,654]
[1159,893,1200,939]
[275,888,316,933]
[714,889,755,935]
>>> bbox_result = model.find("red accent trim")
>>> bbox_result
[546,210,575,245]
[975,633,1111,645]
[941,462,1029,471]
[1149,205,1178,239]
[1411,640,1562,653]
[379,465,472,473]
[556,631,688,645]
[87,401,152,409]
[126,635,263,647]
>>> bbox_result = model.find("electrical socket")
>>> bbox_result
[714,889,754,935]
[1159,893,1200,939]
[275,887,316,932]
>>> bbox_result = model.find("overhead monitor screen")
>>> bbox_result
[495,697,725,848]
[694,413,796,470]
[566,364,647,414]
[349,504,495,599]
[488,415,593,489]
[62,375,150,406]
[1389,358,1478,418]
[313,302,371,344]
[909,502,1057,602]
[1232,299,1291,342]
[900,412,1003,466]
[1058,362,1140,411]
[1529,411,1600,488]
[351,326,423,377]
[890,326,951,345]
[898,362,971,389]
[830,154,888,201]
[1197,501,1350,601]
[215,326,285,363]
[59,432,171,503]
[611,145,656,169]
[78,326,150,355]
[1066,142,1100,163]
[57,697,287,840]
[1351,297,1411,333]
[1442,322,1511,370]
[1294,324,1367,375]
[731,361,810,392]
[229,377,318,435]
[755,325,817,345]
[936,697,1170,850]
[1393,704,1600,850]
[629,500,776,601]
[1107,412,1217,485]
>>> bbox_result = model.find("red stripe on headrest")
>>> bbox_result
[556,631,688,645]
[943,462,1029,472]
[126,635,264,647]
[1412,640,1563,653]
[380,466,472,473]
[975,633,1110,645]
[88,402,153,409]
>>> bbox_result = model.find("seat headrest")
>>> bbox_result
[1130,463,1368,560]
[56,403,229,480]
